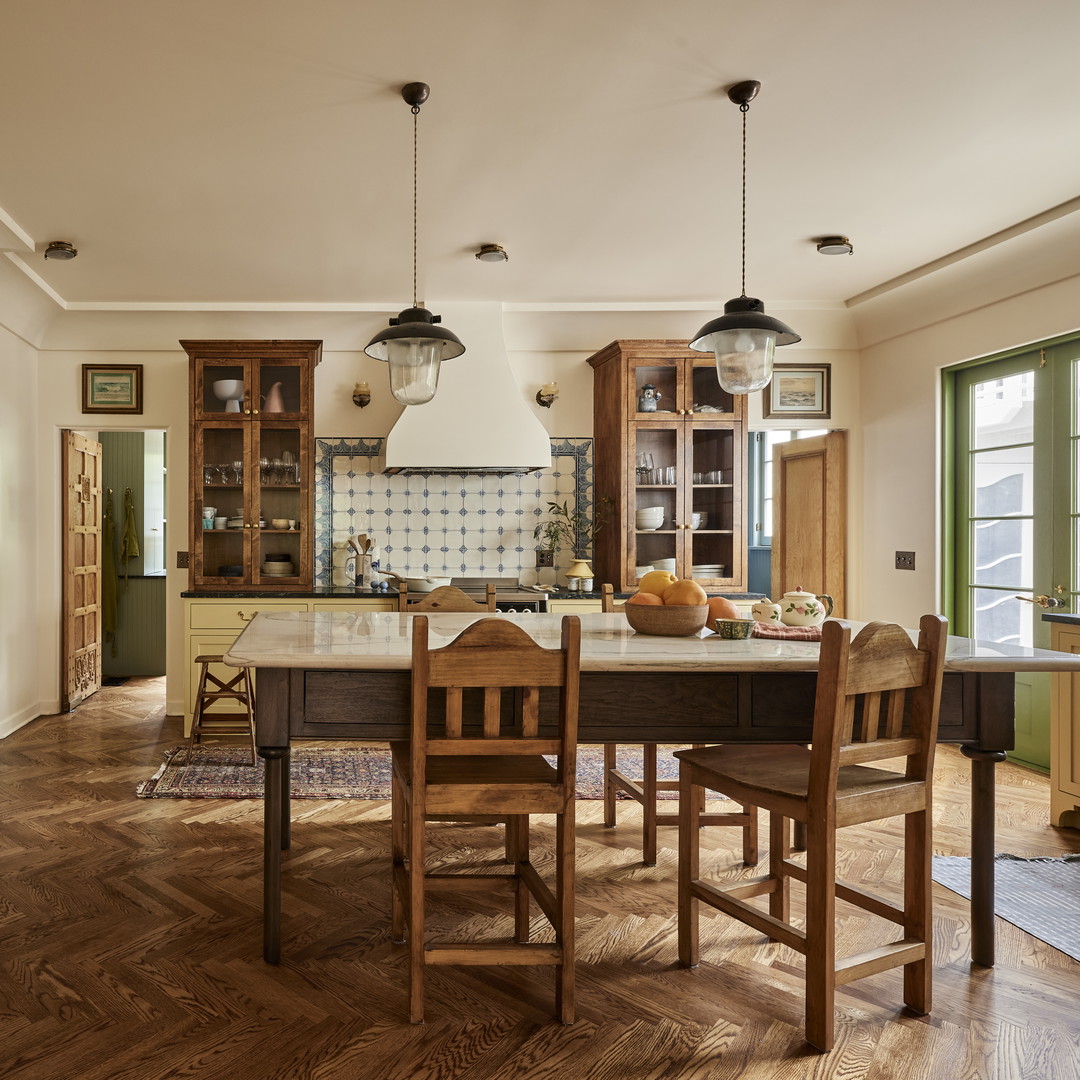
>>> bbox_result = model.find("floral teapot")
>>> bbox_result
[779,586,834,627]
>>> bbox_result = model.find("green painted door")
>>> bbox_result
[950,339,1080,770]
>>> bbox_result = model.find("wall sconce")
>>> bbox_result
[352,382,371,408]
[536,382,559,408]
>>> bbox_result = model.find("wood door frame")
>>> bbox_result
[771,430,847,616]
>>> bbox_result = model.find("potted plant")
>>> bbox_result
[534,497,613,569]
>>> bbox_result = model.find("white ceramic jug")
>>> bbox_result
[778,587,834,627]
[751,599,782,623]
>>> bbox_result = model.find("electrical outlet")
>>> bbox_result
[535,549,555,568]
[895,550,915,571]
[176,550,189,569]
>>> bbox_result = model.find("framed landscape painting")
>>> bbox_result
[763,363,831,420]
[82,364,143,414]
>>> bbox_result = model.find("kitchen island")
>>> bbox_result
[224,610,1080,966]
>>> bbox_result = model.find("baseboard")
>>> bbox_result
[0,702,45,740]
[166,698,185,719]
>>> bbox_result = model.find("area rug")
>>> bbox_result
[932,853,1080,961]
[136,745,683,801]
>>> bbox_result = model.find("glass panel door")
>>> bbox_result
[629,423,679,582]
[688,426,735,583]
[197,424,248,583]
[254,424,302,584]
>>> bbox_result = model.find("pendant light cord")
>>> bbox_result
[412,100,420,308]
[740,99,748,299]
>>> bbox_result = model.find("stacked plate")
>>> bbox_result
[261,560,295,576]
[634,565,655,578]
[691,564,726,578]
[635,506,665,531]
[653,558,676,572]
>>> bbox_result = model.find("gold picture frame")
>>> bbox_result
[763,363,830,420]
[82,364,143,414]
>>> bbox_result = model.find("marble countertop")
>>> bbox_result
[224,611,1080,674]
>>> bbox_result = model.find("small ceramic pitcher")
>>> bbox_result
[779,586,834,627]
[751,599,782,623]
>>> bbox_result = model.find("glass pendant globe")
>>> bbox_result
[711,327,777,394]
[386,338,445,405]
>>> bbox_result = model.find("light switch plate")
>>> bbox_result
[176,551,189,569]
[895,550,915,570]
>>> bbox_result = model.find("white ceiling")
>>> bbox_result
[3,0,1080,316]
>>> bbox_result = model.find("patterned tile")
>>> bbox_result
[313,438,594,585]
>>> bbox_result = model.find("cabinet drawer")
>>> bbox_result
[311,599,396,612]
[187,599,309,630]
[549,599,605,613]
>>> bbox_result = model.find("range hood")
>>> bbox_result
[382,303,553,474]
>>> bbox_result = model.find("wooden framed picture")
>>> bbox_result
[81,364,143,414]
[763,363,831,420]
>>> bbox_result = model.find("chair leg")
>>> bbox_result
[391,770,405,944]
[903,808,932,1015]
[768,812,790,922]
[512,815,531,942]
[407,803,426,1024]
[677,764,700,968]
[555,805,575,1024]
[741,803,759,866]
[803,818,836,1052]
[243,668,256,765]
[603,743,617,826]
[642,743,658,865]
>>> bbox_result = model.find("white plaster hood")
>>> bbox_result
[383,303,552,474]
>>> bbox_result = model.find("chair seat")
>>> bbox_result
[675,744,928,827]
[390,744,565,815]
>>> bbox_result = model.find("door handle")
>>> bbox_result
[1015,594,1066,609]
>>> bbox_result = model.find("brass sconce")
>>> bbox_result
[352,382,372,408]
[536,382,559,408]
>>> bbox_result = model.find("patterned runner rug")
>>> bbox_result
[932,853,1080,961]
[136,744,684,800]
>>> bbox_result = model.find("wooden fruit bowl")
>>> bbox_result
[624,603,709,637]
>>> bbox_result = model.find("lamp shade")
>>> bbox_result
[364,306,465,406]
[689,296,800,394]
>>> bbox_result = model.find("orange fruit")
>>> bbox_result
[661,578,708,606]
[707,595,741,622]
[637,570,678,597]
[625,591,663,606]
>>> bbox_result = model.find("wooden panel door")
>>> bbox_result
[771,430,846,616]
[62,431,103,710]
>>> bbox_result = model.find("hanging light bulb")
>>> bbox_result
[364,83,464,405]
[689,81,799,394]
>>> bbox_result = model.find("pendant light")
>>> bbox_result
[364,82,464,405]
[689,80,799,394]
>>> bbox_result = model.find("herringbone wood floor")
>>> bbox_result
[1,678,1078,1079]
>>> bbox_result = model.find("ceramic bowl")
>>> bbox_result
[270,518,289,529]
[624,603,708,637]
[211,379,244,401]
[712,618,754,639]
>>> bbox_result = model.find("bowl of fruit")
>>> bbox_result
[622,571,710,636]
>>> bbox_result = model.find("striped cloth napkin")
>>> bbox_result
[751,622,822,640]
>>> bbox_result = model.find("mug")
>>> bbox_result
[214,516,228,530]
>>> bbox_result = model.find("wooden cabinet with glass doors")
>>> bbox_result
[183,340,322,591]
[587,340,747,593]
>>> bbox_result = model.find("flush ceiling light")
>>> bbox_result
[689,80,799,395]
[364,82,464,406]
[816,235,854,255]
[475,243,508,263]
[44,240,78,260]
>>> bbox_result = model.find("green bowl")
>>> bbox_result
[712,618,754,639]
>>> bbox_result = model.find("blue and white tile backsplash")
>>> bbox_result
[314,437,594,586]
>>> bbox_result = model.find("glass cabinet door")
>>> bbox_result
[254,359,308,421]
[686,425,738,584]
[628,423,682,583]
[629,358,682,419]
[688,357,737,417]
[253,423,303,584]
[195,423,250,583]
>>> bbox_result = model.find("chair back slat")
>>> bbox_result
[809,616,947,802]
[521,686,540,737]
[483,686,501,737]
[445,686,463,737]
[401,584,498,613]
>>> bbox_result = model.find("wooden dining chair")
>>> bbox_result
[390,614,581,1024]
[601,584,758,867]
[397,583,497,612]
[675,615,948,1051]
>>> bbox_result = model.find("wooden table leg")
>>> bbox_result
[960,745,1007,967]
[260,746,289,964]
